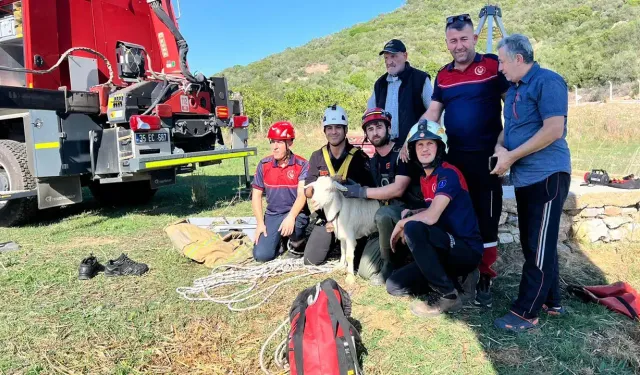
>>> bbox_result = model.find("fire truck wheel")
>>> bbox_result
[89,180,158,207]
[0,140,37,227]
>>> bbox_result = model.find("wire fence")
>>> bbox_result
[569,81,640,105]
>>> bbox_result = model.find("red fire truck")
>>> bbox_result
[0,0,256,226]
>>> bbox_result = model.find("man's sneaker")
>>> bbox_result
[283,238,305,259]
[104,254,149,276]
[369,273,385,287]
[410,291,462,318]
[473,274,493,308]
[542,304,568,316]
[78,254,101,280]
[494,311,539,332]
[459,269,479,304]
[283,249,304,259]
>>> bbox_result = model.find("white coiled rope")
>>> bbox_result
[177,258,339,374]
[259,317,289,375]
[176,258,337,312]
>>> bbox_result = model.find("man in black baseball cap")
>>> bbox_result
[368,39,432,148]
[379,39,407,55]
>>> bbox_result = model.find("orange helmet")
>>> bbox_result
[267,121,295,141]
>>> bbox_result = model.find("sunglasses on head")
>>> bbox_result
[446,14,471,25]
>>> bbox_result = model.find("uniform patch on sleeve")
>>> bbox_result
[438,179,447,189]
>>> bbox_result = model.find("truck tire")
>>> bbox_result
[0,140,37,227]
[89,180,157,207]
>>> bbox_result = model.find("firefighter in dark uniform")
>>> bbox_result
[387,120,484,317]
[302,104,376,265]
[417,15,511,307]
[341,108,425,285]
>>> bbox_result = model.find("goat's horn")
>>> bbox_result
[332,181,348,192]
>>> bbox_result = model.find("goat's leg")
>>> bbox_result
[344,237,357,285]
[339,241,347,268]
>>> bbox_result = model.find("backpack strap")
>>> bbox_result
[321,281,364,375]
[614,296,640,321]
[292,307,307,375]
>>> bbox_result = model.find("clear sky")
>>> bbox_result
[176,0,405,75]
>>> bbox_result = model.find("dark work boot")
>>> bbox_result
[410,291,462,318]
[459,269,479,304]
[474,274,493,308]
[104,254,149,276]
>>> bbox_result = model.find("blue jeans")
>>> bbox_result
[253,213,309,262]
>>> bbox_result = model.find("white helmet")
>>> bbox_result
[322,104,348,127]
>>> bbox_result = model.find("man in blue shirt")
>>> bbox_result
[491,34,572,332]
[385,120,484,317]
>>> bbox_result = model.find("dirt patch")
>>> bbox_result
[356,304,404,343]
[304,63,329,75]
[488,346,525,367]
[149,318,261,374]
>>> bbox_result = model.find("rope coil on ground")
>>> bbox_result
[176,258,336,311]
[259,317,289,375]
[177,258,338,374]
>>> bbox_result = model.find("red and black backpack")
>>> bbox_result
[288,278,364,375]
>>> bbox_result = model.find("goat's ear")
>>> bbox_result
[304,182,316,189]
[332,181,348,192]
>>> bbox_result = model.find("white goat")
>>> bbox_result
[306,176,380,283]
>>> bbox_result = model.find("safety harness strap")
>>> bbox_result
[322,146,357,180]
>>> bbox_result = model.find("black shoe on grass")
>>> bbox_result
[104,254,149,276]
[78,254,101,280]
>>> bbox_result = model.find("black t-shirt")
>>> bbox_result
[306,142,375,188]
[375,152,393,186]
[371,147,425,208]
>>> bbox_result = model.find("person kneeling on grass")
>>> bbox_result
[251,121,310,262]
[386,120,484,317]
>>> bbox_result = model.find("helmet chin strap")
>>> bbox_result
[276,142,292,164]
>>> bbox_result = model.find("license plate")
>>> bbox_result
[135,132,168,144]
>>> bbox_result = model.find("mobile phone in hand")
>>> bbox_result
[489,156,498,172]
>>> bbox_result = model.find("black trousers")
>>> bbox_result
[303,224,369,267]
[446,150,502,277]
[511,172,570,319]
[386,221,482,296]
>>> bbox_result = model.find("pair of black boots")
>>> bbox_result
[79,253,149,280]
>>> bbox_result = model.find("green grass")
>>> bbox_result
[567,103,640,176]
[1,104,640,374]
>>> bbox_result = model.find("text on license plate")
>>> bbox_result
[135,132,168,144]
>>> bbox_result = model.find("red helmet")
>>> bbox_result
[361,107,391,130]
[267,121,295,141]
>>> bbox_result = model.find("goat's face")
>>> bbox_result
[305,176,347,208]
